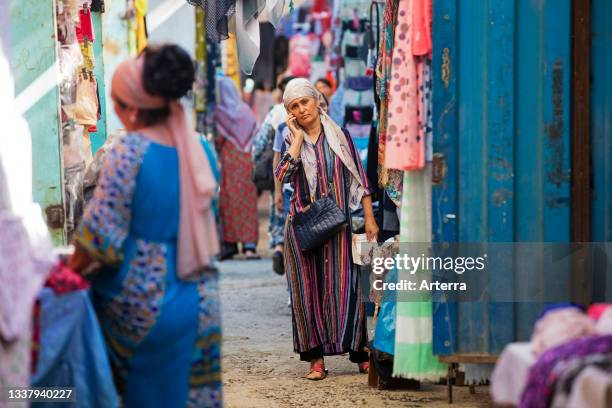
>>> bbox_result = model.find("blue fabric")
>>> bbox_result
[76,133,222,408]
[200,136,221,217]
[32,288,119,408]
[273,123,288,153]
[283,188,292,217]
[329,86,346,126]
[372,267,398,355]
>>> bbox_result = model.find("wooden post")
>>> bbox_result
[570,0,592,305]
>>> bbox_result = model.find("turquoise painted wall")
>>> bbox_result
[101,0,129,137]
[10,0,64,244]
[90,11,107,154]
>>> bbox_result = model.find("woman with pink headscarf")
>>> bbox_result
[69,45,222,407]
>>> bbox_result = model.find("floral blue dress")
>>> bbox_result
[75,133,222,408]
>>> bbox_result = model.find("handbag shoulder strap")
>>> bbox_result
[322,138,337,196]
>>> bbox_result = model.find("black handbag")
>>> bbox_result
[292,195,348,252]
[291,144,348,252]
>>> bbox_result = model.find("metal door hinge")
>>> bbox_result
[432,153,447,185]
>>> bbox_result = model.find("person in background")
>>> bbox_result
[69,44,223,407]
[252,76,295,274]
[275,79,379,380]
[214,77,260,260]
[249,80,275,125]
[315,78,334,102]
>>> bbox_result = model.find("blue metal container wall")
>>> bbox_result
[591,0,612,301]
[432,0,572,355]
[592,0,611,244]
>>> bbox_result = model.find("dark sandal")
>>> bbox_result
[358,361,369,374]
[272,251,284,275]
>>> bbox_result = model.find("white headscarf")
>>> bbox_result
[282,78,367,210]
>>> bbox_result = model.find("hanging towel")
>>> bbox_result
[393,165,447,381]
[265,0,285,28]
[222,34,241,88]
[134,0,148,54]
[384,0,425,171]
[235,0,265,75]
[411,0,432,57]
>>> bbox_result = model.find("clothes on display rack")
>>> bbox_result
[375,0,399,188]
[392,164,447,381]
[56,0,101,237]
[384,0,422,171]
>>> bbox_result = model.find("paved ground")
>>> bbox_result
[219,258,491,407]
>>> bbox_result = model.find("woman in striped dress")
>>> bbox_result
[275,79,379,380]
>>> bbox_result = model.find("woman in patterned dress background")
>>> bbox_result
[214,77,260,260]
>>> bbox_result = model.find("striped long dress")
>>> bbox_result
[275,129,371,357]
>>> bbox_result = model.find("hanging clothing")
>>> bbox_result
[384,0,424,171]
[222,34,241,88]
[235,0,264,75]
[134,0,148,53]
[392,165,447,380]
[74,133,223,407]
[31,288,119,408]
[76,8,95,42]
[376,0,399,186]
[411,0,432,57]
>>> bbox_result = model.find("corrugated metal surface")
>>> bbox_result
[431,0,572,355]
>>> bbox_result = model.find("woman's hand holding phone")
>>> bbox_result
[286,114,304,160]
[286,113,303,140]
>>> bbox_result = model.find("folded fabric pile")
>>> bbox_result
[492,303,612,408]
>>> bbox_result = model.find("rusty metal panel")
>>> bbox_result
[432,0,573,355]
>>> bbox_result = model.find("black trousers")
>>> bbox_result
[299,346,369,363]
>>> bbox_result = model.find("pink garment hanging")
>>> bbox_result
[384,0,425,171]
[412,0,432,57]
